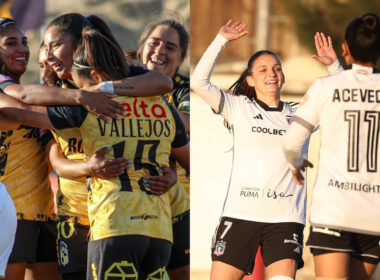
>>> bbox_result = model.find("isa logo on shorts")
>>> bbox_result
[60,241,69,266]
[214,241,226,256]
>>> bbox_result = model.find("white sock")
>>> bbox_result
[268,276,294,280]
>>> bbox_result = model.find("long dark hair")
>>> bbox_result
[72,28,129,81]
[228,50,278,99]
[345,13,380,63]
[137,18,189,60]
[0,18,22,78]
[47,13,123,54]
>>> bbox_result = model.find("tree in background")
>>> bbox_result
[282,0,380,67]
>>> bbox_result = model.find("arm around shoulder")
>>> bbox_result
[113,70,173,97]
[0,93,54,129]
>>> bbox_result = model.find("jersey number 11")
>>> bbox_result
[344,110,379,172]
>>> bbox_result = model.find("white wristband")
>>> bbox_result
[99,81,114,94]
[327,60,344,75]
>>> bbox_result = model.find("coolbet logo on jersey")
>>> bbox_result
[96,98,172,138]
[251,126,286,135]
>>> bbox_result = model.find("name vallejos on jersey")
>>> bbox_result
[48,96,188,241]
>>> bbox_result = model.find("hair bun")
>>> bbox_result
[362,13,378,31]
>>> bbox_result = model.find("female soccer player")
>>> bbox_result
[191,20,307,280]
[136,18,190,279]
[0,13,175,280]
[0,17,60,280]
[0,27,189,280]
[0,15,133,280]
[284,13,380,280]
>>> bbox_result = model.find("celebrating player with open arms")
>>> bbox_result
[191,20,308,280]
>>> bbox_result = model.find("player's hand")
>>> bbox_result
[144,166,177,196]
[218,19,249,41]
[79,91,125,123]
[86,147,131,179]
[291,159,313,185]
[312,32,338,66]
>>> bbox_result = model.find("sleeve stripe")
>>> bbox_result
[213,89,225,114]
[292,116,314,133]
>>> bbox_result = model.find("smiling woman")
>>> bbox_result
[44,25,75,80]
[0,19,29,82]
[140,25,184,77]
[0,17,59,280]
[191,20,307,280]
[134,17,191,280]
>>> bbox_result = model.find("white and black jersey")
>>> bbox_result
[191,34,307,225]
[284,64,380,236]
[0,182,16,277]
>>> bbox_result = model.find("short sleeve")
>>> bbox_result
[166,103,188,148]
[129,66,149,77]
[172,85,189,114]
[47,105,88,130]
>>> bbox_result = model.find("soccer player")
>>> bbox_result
[284,13,380,280]
[136,18,190,280]
[1,13,175,280]
[191,20,307,280]
[0,27,189,280]
[0,17,60,280]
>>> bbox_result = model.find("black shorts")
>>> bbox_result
[211,217,304,274]
[307,226,380,264]
[167,211,190,270]
[87,235,171,280]
[8,220,58,263]
[57,220,89,274]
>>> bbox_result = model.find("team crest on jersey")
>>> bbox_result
[286,115,293,124]
[214,241,226,256]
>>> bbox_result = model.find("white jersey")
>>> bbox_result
[286,64,380,235]
[191,34,307,225]
[0,182,17,277]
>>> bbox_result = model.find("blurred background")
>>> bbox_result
[190,0,380,279]
[0,0,190,84]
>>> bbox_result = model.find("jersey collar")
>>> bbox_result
[255,98,283,112]
[352,64,374,75]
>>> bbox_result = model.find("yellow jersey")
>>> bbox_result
[47,95,188,242]
[164,74,190,219]
[52,79,89,226]
[0,75,55,221]
[52,129,89,226]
